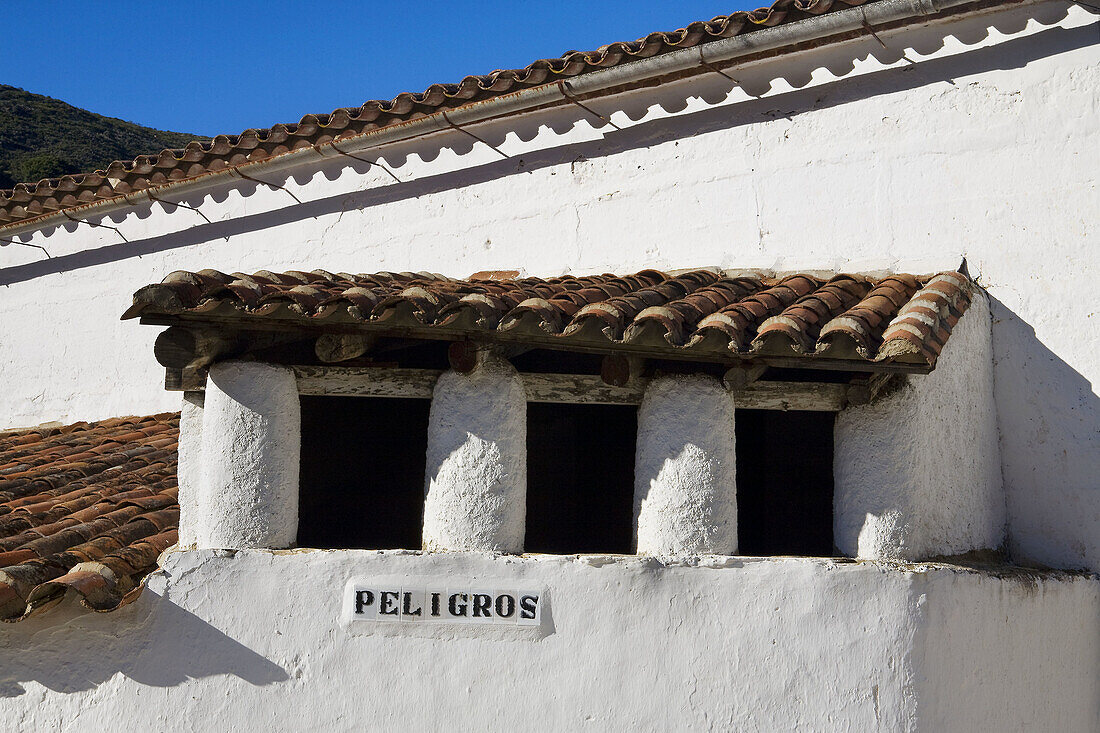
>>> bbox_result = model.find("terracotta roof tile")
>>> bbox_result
[127,268,974,369]
[0,0,872,230]
[0,414,179,621]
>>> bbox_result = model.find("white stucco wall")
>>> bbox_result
[176,392,204,549]
[0,551,1094,731]
[835,290,1004,560]
[1,3,1095,572]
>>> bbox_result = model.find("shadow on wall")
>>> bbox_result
[989,297,1100,571]
[0,4,1090,286]
[0,583,288,698]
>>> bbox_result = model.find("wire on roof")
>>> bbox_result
[327,142,402,182]
[557,81,622,131]
[697,47,739,83]
[146,192,213,224]
[232,169,303,204]
[441,112,509,159]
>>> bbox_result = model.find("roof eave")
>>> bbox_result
[0,0,1023,239]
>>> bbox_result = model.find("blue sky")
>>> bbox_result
[4,1,758,137]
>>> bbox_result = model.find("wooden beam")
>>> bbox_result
[523,372,645,405]
[732,380,847,411]
[154,327,239,370]
[142,314,933,375]
[600,355,644,387]
[447,340,482,374]
[293,366,440,398]
[722,364,767,392]
[167,366,847,411]
[315,333,375,363]
[846,372,901,406]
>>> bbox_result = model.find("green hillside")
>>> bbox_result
[0,84,199,189]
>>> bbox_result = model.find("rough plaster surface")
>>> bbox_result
[423,357,527,552]
[0,2,1094,572]
[911,568,1100,731]
[0,551,1095,731]
[175,392,204,549]
[198,361,300,549]
[835,293,1004,560]
[635,375,737,556]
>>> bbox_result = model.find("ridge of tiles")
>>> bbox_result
[0,0,872,230]
[0,413,180,622]
[125,268,974,368]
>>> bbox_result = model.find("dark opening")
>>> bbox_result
[525,402,637,554]
[735,409,835,556]
[298,396,430,550]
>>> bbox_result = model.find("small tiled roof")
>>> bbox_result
[0,414,179,622]
[0,0,871,230]
[125,268,974,369]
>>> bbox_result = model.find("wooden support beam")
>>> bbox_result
[447,340,482,374]
[295,366,439,398]
[722,364,768,392]
[165,367,207,392]
[167,366,848,411]
[154,327,239,370]
[314,333,376,363]
[731,380,847,411]
[447,340,531,373]
[846,372,900,406]
[523,372,645,405]
[141,314,934,374]
[600,355,645,387]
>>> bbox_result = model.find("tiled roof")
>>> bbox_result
[0,414,179,622]
[125,268,974,369]
[0,0,871,230]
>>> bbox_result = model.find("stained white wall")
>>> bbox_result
[0,5,1095,567]
[0,550,1095,731]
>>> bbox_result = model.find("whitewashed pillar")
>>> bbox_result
[634,374,738,556]
[834,292,1003,561]
[423,355,526,553]
[197,360,300,549]
[175,391,205,549]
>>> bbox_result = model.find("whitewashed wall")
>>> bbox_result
[0,3,1098,727]
[1,3,1095,575]
[0,0,1091,563]
[0,550,1095,731]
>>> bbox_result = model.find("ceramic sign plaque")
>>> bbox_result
[347,583,543,626]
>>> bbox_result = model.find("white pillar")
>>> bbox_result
[175,391,204,549]
[198,360,300,549]
[423,355,526,553]
[834,291,1004,561]
[634,374,738,556]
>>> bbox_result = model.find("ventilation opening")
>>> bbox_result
[298,396,430,550]
[525,402,637,554]
[735,409,835,556]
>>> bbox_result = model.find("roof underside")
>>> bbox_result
[0,0,873,230]
[127,268,974,371]
[0,415,179,622]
